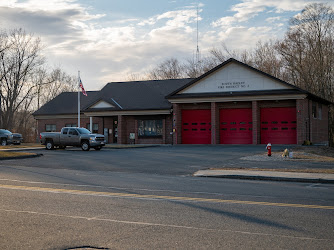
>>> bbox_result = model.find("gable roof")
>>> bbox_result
[83,78,193,112]
[167,58,303,97]
[166,58,332,105]
[33,78,193,117]
[33,58,332,118]
[33,91,100,116]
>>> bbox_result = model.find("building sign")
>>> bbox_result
[129,133,135,139]
[218,81,249,90]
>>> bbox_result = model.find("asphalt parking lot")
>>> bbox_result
[5,145,334,176]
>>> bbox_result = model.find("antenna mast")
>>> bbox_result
[196,5,200,64]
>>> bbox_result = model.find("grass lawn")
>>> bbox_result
[0,151,36,159]
[0,143,42,149]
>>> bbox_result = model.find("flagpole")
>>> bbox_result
[78,70,80,127]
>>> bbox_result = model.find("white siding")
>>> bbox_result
[90,101,115,108]
[180,63,293,94]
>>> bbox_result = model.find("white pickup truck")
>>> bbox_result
[40,127,105,151]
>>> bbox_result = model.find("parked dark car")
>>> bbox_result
[0,129,23,146]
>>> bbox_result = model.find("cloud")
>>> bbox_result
[0,1,200,88]
[138,8,199,27]
[212,0,334,29]
[1,0,331,90]
[266,16,281,23]
[215,25,276,50]
[0,7,81,37]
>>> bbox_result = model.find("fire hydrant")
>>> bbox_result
[266,143,272,156]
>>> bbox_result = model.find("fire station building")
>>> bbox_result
[33,58,331,145]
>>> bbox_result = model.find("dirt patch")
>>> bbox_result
[291,152,334,162]
[241,148,334,162]
[292,146,334,158]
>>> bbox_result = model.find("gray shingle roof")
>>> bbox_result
[33,91,99,116]
[85,78,193,111]
[33,79,193,116]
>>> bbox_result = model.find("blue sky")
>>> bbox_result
[1,0,333,90]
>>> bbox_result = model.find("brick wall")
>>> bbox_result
[217,102,251,109]
[165,115,173,144]
[120,115,173,145]
[103,117,117,143]
[252,101,259,144]
[259,100,295,108]
[124,116,136,144]
[173,104,181,144]
[211,102,219,144]
[310,101,329,144]
[36,98,329,145]
[117,115,125,144]
[296,99,329,145]
[296,99,308,144]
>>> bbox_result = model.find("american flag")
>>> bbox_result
[79,78,87,96]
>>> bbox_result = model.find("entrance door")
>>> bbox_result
[260,107,297,144]
[182,110,211,144]
[220,108,252,144]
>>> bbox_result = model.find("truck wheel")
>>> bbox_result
[94,146,102,151]
[46,140,54,150]
[1,139,7,146]
[81,141,90,151]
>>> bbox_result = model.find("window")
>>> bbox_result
[46,124,56,132]
[318,104,322,120]
[65,124,77,127]
[0,129,11,134]
[69,128,78,135]
[138,120,163,137]
[77,128,91,134]
[86,123,99,133]
[312,102,317,118]
[62,128,69,134]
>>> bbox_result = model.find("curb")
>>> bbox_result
[195,174,334,184]
[103,145,161,149]
[0,153,43,161]
[0,147,44,151]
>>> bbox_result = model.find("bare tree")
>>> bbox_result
[251,40,286,79]
[0,31,12,82]
[36,67,77,109]
[183,57,219,78]
[277,3,334,100]
[0,29,44,130]
[148,58,185,80]
[275,3,334,146]
[0,29,77,143]
[210,42,252,65]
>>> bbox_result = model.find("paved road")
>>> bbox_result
[0,146,333,249]
[5,145,334,175]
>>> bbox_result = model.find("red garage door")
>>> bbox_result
[220,108,252,144]
[261,107,297,144]
[182,110,211,144]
